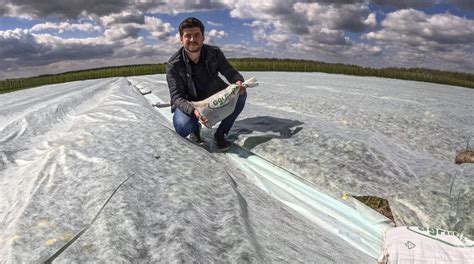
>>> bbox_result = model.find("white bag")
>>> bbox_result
[379,226,474,264]
[191,77,258,128]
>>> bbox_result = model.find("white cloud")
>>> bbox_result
[0,13,177,77]
[365,9,474,45]
[226,0,380,62]
[96,11,175,42]
[345,43,382,56]
[372,0,441,9]
[143,16,174,40]
[220,43,268,58]
[307,27,349,45]
[0,0,130,19]
[294,2,376,32]
[207,21,223,27]
[143,0,231,15]
[268,34,289,43]
[1,0,474,78]
[0,28,120,74]
[99,10,145,26]
[206,29,228,44]
[97,10,145,41]
[248,21,273,43]
[363,9,474,71]
[364,13,377,28]
[103,23,142,41]
[0,29,43,59]
[167,32,182,46]
[30,22,102,33]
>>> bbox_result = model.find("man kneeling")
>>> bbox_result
[166,17,246,151]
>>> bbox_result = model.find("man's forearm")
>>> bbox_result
[167,65,195,115]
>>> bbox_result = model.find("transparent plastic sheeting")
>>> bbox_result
[227,149,392,258]
[139,86,393,259]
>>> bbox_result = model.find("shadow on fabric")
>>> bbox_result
[230,116,304,150]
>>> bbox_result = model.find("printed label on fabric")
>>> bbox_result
[209,85,240,109]
[406,226,474,247]
[405,241,416,249]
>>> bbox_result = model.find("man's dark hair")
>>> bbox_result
[179,17,205,36]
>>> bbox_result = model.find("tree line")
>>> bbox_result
[1,58,473,94]
[230,58,474,89]
[0,64,166,94]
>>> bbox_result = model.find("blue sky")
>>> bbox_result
[0,0,473,79]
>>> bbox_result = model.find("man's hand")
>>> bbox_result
[236,80,246,95]
[194,109,209,127]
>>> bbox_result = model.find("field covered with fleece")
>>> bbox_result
[1,72,472,262]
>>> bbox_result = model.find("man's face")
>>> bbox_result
[180,27,204,53]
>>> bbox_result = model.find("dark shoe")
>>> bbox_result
[189,132,203,143]
[214,132,230,151]
[188,128,205,144]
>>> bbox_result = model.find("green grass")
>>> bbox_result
[1,58,474,94]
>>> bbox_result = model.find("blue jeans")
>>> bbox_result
[173,92,247,137]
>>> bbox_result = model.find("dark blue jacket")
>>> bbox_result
[166,44,244,115]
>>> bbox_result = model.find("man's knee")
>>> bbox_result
[173,110,197,137]
[174,123,191,137]
[174,121,195,137]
